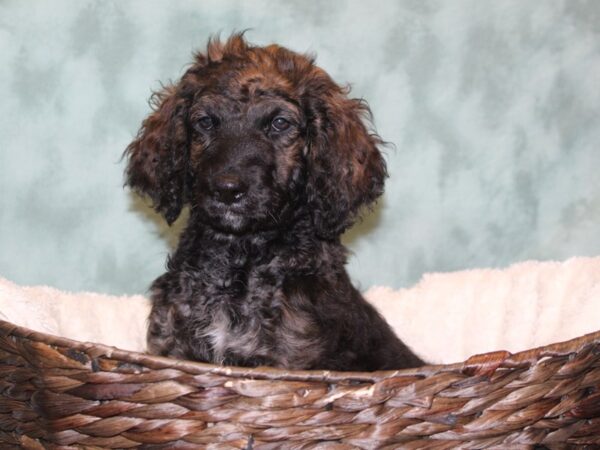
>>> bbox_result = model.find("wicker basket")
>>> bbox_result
[0,319,599,449]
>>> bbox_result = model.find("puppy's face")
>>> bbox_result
[125,35,387,238]
[187,72,307,233]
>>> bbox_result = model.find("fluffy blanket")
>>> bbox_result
[1,257,599,364]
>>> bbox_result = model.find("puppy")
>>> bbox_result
[125,34,423,371]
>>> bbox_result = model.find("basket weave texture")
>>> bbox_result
[0,319,599,449]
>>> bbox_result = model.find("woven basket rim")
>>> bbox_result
[1,318,599,381]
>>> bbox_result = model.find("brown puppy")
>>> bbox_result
[125,34,423,370]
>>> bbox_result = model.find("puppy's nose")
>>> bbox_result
[211,173,247,205]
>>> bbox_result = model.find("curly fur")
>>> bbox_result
[125,34,423,370]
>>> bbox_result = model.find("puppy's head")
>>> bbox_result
[125,34,386,237]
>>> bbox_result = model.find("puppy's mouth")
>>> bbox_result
[209,197,249,214]
[202,195,248,220]
[198,194,279,234]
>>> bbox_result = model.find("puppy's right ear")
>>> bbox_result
[124,84,190,225]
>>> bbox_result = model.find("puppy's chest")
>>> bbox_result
[187,260,319,367]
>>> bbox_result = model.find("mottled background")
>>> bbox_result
[1,0,599,295]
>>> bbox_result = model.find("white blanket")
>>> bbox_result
[1,257,599,364]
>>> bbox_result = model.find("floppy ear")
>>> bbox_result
[124,84,191,225]
[305,89,388,239]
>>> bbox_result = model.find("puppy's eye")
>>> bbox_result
[197,116,214,131]
[271,117,291,132]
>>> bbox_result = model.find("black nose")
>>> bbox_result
[211,173,247,205]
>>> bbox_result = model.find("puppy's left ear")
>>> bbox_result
[124,84,191,225]
[305,89,388,239]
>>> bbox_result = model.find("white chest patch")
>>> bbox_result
[203,308,266,364]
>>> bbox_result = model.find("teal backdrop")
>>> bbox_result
[1,0,599,295]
